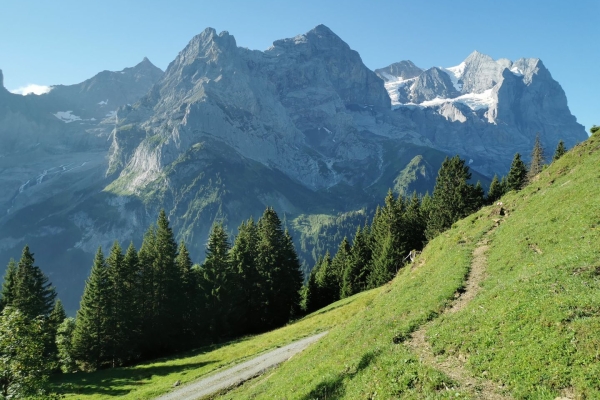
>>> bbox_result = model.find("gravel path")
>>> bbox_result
[155,332,328,400]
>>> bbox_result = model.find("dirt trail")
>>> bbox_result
[406,223,512,399]
[154,332,328,400]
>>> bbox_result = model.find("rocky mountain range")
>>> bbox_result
[0,25,587,311]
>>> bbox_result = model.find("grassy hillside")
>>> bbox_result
[219,131,600,399]
[54,131,599,399]
[52,289,379,399]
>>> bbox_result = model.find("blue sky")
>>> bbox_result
[1,0,597,131]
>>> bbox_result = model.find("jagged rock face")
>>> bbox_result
[379,51,587,175]
[375,61,422,81]
[402,67,461,103]
[110,25,415,193]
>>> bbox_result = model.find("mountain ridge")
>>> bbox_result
[0,24,587,312]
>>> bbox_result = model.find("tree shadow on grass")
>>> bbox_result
[301,349,380,400]
[52,360,218,397]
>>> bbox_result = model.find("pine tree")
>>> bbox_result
[303,253,327,313]
[122,242,141,360]
[280,230,304,319]
[136,225,156,357]
[0,259,17,311]
[106,240,137,367]
[151,210,183,354]
[230,219,264,334]
[507,153,528,191]
[528,133,545,181]
[13,245,56,318]
[329,237,351,298]
[553,140,566,161]
[46,299,67,369]
[256,208,302,330]
[72,247,111,370]
[176,241,198,346]
[370,191,407,284]
[403,192,427,252]
[200,223,232,340]
[341,226,372,298]
[487,174,504,204]
[425,156,481,240]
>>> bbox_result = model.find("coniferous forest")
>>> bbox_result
[0,144,566,398]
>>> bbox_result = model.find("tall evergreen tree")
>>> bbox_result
[370,191,408,284]
[425,156,481,240]
[106,241,137,367]
[136,225,156,357]
[230,219,264,334]
[507,153,528,191]
[528,133,545,181]
[200,223,232,340]
[303,253,329,313]
[256,208,302,330]
[403,192,427,252]
[151,210,183,354]
[176,241,198,345]
[13,245,56,318]
[72,247,111,370]
[553,140,566,161]
[46,299,67,369]
[329,237,351,297]
[341,226,372,298]
[487,174,504,204]
[122,242,141,360]
[0,259,17,311]
[280,230,304,319]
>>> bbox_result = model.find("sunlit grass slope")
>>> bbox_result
[222,210,495,399]
[54,289,378,399]
[223,133,600,399]
[429,133,600,398]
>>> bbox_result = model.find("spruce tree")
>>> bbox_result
[46,299,67,369]
[122,242,141,359]
[487,174,504,204]
[176,241,198,345]
[256,208,302,330]
[304,254,327,313]
[230,219,264,334]
[507,153,528,191]
[403,192,427,252]
[341,226,372,298]
[553,140,566,161]
[370,191,407,284]
[13,245,56,318]
[329,237,351,297]
[151,210,183,355]
[106,240,137,366]
[280,230,304,319]
[0,259,17,311]
[200,223,232,340]
[425,156,481,240]
[72,247,111,370]
[136,225,156,357]
[528,133,545,181]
